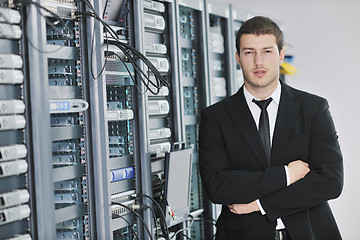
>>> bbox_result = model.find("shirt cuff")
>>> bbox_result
[256,199,266,215]
[284,165,290,186]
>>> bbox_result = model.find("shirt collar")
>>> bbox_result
[243,81,282,106]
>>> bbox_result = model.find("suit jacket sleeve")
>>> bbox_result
[199,107,288,205]
[260,98,343,220]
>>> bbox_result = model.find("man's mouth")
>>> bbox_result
[253,69,267,77]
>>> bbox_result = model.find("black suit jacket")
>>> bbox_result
[199,81,343,240]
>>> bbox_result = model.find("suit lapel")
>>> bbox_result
[225,86,269,168]
[271,82,301,166]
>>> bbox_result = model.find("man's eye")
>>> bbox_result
[265,50,272,54]
[245,51,253,55]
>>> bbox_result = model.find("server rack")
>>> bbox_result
[174,0,211,238]
[204,0,232,105]
[133,0,183,238]
[0,5,32,240]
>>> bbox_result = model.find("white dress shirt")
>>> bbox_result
[243,82,289,230]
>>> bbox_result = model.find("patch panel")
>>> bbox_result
[183,86,198,115]
[179,7,195,40]
[52,140,80,153]
[56,230,83,240]
[56,217,82,230]
[54,192,80,204]
[42,1,77,19]
[110,190,136,202]
[52,154,80,166]
[111,199,135,216]
[107,86,133,108]
[108,146,126,158]
[49,76,76,86]
[46,19,77,47]
[48,59,77,75]
[181,48,197,78]
[108,136,125,145]
[54,179,81,191]
[51,114,79,127]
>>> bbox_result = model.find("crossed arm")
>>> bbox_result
[228,160,310,214]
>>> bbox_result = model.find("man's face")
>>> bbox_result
[236,34,285,92]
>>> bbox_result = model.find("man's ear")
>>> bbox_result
[235,51,241,68]
[279,48,285,65]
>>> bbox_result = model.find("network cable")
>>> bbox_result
[112,213,140,240]
[76,0,169,94]
[133,193,170,240]
[111,201,154,240]
[171,214,195,240]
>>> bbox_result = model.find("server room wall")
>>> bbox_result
[223,0,360,239]
[0,0,248,239]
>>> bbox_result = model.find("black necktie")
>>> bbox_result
[252,98,273,165]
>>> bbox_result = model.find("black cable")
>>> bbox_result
[17,0,72,53]
[135,193,170,240]
[111,202,154,240]
[15,0,74,40]
[105,51,144,93]
[76,0,169,94]
[112,213,140,240]
[179,232,192,240]
[142,204,159,240]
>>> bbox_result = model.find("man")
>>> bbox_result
[199,16,343,240]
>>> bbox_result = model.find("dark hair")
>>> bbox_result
[236,16,283,54]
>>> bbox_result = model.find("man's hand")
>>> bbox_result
[228,200,259,215]
[288,160,310,184]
